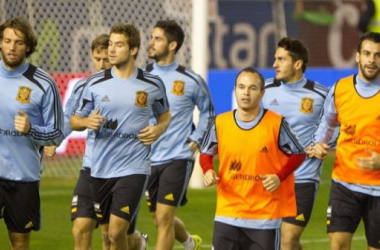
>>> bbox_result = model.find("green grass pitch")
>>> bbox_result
[0,155,367,249]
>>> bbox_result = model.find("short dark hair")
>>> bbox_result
[357,32,380,52]
[0,17,37,58]
[277,37,309,73]
[91,34,109,53]
[110,23,140,59]
[235,67,265,90]
[154,20,185,53]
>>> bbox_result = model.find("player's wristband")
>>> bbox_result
[200,154,214,173]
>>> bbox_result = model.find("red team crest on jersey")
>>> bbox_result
[172,80,185,96]
[300,97,314,114]
[16,85,32,104]
[135,91,148,108]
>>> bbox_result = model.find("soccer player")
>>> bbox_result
[261,37,329,250]
[48,34,149,250]
[0,18,64,249]
[44,34,110,158]
[68,34,111,250]
[70,23,170,249]
[47,34,148,250]
[145,20,214,250]
[200,67,306,250]
[310,32,380,250]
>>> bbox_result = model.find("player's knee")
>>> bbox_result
[155,212,174,228]
[9,239,29,250]
[102,232,111,247]
[329,233,352,250]
[282,232,300,242]
[330,243,346,250]
[9,233,30,250]
[72,223,92,238]
[330,240,350,250]
[281,240,301,250]
[126,233,142,250]
[107,229,125,244]
[281,232,301,249]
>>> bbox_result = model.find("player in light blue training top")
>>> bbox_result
[71,23,170,250]
[0,18,63,249]
[47,34,148,250]
[64,34,149,250]
[261,37,329,250]
[144,20,214,250]
[45,34,107,250]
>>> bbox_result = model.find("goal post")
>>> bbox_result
[188,0,209,189]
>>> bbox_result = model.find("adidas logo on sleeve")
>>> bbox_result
[101,95,110,102]
[270,99,279,106]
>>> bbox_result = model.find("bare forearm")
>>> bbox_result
[156,111,171,135]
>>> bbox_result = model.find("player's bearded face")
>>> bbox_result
[148,27,170,61]
[149,44,169,61]
[273,47,297,82]
[357,40,380,81]
[359,61,380,81]
[1,28,28,69]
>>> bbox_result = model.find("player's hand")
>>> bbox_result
[44,146,57,157]
[261,174,280,192]
[356,149,380,170]
[305,145,314,158]
[138,125,164,145]
[203,169,219,187]
[14,110,31,135]
[85,108,105,130]
[189,140,199,153]
[311,143,330,159]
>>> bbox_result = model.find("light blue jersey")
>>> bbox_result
[64,78,93,169]
[0,61,64,181]
[146,62,214,165]
[262,77,328,183]
[76,67,169,178]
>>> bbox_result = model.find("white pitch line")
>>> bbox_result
[147,244,213,249]
[144,236,366,249]
[302,236,366,244]
[40,189,72,196]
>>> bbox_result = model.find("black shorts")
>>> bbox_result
[283,182,318,227]
[0,179,40,233]
[327,180,380,248]
[71,168,97,222]
[213,221,280,250]
[92,174,148,227]
[145,160,194,213]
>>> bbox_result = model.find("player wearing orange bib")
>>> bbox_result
[311,32,380,250]
[200,67,305,250]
